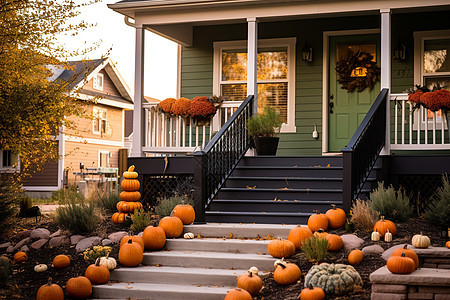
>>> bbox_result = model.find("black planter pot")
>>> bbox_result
[254,136,279,155]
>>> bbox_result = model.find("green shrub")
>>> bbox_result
[301,236,329,263]
[83,246,112,261]
[54,198,98,234]
[370,182,412,222]
[0,180,19,234]
[96,192,121,213]
[247,106,282,137]
[0,256,11,288]
[131,208,152,232]
[350,199,380,232]
[154,195,193,218]
[18,194,32,216]
[424,174,450,228]
[50,185,83,204]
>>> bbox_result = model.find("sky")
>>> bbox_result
[58,0,179,100]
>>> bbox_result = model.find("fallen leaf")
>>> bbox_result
[246,185,256,189]
[126,286,133,289]
[327,164,331,167]
[228,233,234,238]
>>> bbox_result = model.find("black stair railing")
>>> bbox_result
[342,88,389,212]
[193,95,254,223]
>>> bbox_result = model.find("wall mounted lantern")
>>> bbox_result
[302,43,313,63]
[393,40,406,61]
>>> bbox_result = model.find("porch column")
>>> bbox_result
[131,26,145,157]
[380,8,391,155]
[247,17,258,115]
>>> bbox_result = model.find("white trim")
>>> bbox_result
[93,73,104,91]
[322,28,381,154]
[22,186,59,191]
[213,37,297,133]
[92,106,107,135]
[98,150,111,167]
[75,93,134,109]
[391,144,450,150]
[64,136,124,147]
[247,18,258,115]
[132,26,145,157]
[380,8,391,155]
[176,44,182,99]
[57,130,64,189]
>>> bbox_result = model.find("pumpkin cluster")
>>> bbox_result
[112,165,143,224]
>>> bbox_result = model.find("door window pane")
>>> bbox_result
[336,44,377,62]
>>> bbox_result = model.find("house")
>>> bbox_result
[21,58,134,198]
[108,0,450,223]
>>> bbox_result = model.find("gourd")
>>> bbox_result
[172,203,195,225]
[387,253,415,274]
[325,234,343,252]
[123,165,138,179]
[325,204,346,229]
[52,254,70,269]
[288,225,313,250]
[374,216,397,238]
[300,283,326,300]
[274,262,301,285]
[36,277,64,300]
[66,276,92,299]
[268,238,295,258]
[249,266,259,276]
[348,249,364,265]
[120,234,144,250]
[112,212,128,224]
[143,225,166,250]
[237,270,263,296]
[13,251,28,263]
[158,214,184,238]
[371,229,381,242]
[304,263,363,296]
[273,258,286,270]
[85,258,110,284]
[446,241,450,249]
[224,288,253,300]
[183,232,195,239]
[99,253,117,270]
[391,244,419,269]
[313,228,328,239]
[34,264,48,273]
[120,191,141,202]
[308,210,329,232]
[384,229,393,242]
[119,239,144,267]
[411,232,430,248]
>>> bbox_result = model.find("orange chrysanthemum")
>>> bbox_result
[158,98,176,114]
[189,96,217,118]
[171,97,191,116]
[408,90,423,104]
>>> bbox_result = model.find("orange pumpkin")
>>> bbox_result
[116,201,143,213]
[120,178,140,191]
[172,203,195,225]
[36,277,64,300]
[325,204,346,229]
[446,241,450,249]
[387,252,415,274]
[348,249,364,265]
[120,191,141,202]
[288,225,313,250]
[273,262,301,285]
[143,225,166,250]
[237,270,263,296]
[112,212,128,224]
[308,210,329,232]
[120,235,144,250]
[85,258,110,284]
[268,238,295,258]
[66,276,92,299]
[224,288,253,300]
[325,234,343,252]
[13,251,28,263]
[158,214,184,238]
[52,255,70,269]
[300,283,326,300]
[123,165,138,179]
[374,216,397,238]
[391,244,419,269]
[119,239,144,267]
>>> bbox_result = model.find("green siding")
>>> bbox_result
[180,10,450,156]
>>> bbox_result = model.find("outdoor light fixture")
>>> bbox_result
[393,40,406,61]
[79,162,84,171]
[302,43,313,63]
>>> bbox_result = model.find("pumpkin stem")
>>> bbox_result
[403,244,408,250]
[128,165,135,172]
[128,239,133,244]
[380,215,385,221]
[47,277,53,286]
[331,204,337,210]
[95,258,101,266]
[277,262,287,269]
[248,270,253,277]
[387,229,390,233]
[308,283,314,290]
[401,252,406,257]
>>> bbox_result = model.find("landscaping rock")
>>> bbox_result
[6,246,14,253]
[382,244,415,261]
[14,237,31,250]
[49,235,69,248]
[76,236,102,253]
[30,228,50,240]
[20,245,30,252]
[108,231,127,243]
[0,242,11,249]
[362,244,384,255]
[102,239,113,246]
[49,229,62,238]
[71,235,85,245]
[31,239,48,250]
[341,234,364,250]
[14,230,31,241]
[138,232,143,237]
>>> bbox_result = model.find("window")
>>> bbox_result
[1,150,18,170]
[98,150,110,168]
[93,107,107,135]
[214,38,296,132]
[93,73,104,91]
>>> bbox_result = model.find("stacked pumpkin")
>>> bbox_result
[112,165,143,224]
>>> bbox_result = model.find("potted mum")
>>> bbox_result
[247,107,282,155]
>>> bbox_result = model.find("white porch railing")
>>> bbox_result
[390,93,450,150]
[142,101,242,155]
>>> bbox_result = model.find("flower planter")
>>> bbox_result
[254,137,279,155]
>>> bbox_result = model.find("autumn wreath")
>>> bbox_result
[335,51,381,92]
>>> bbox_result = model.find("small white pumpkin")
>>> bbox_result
[34,264,48,273]
[248,266,259,276]
[412,232,431,248]
[183,232,195,239]
[371,229,380,242]
[99,254,117,270]
[273,258,286,270]
[384,229,393,242]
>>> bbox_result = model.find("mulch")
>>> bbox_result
[0,215,446,299]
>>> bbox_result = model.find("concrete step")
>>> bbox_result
[225,176,343,189]
[218,187,343,200]
[92,282,232,300]
[209,199,342,213]
[183,223,297,239]
[239,156,343,167]
[232,166,343,177]
[142,250,275,271]
[205,211,311,224]
[164,238,270,253]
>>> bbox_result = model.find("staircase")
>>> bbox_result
[206,156,382,224]
[92,224,295,300]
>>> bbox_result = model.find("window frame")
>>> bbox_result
[213,38,296,133]
[0,150,19,172]
[98,150,110,168]
[93,106,107,135]
[93,73,104,91]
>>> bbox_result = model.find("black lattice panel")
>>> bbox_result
[398,175,443,215]
[143,174,194,207]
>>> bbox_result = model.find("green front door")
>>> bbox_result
[328,34,381,152]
